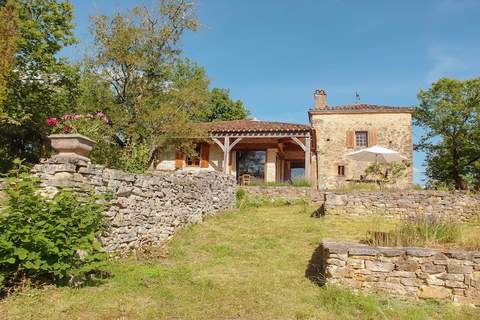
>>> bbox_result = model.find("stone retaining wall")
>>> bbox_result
[244,187,480,222]
[314,241,480,306]
[31,157,236,252]
[243,186,313,201]
[323,191,480,222]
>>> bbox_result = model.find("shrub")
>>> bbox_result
[0,160,106,292]
[291,178,311,187]
[366,214,460,247]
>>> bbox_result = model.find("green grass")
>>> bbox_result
[1,205,479,320]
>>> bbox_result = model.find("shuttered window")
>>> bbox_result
[200,143,210,168]
[346,130,355,148]
[337,165,345,176]
[355,131,368,148]
[175,151,185,169]
[368,128,377,146]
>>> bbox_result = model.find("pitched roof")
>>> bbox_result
[198,119,311,133]
[309,104,414,114]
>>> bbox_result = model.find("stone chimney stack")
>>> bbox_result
[313,89,327,109]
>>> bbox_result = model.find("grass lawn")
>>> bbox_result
[1,203,479,320]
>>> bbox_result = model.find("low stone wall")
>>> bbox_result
[31,157,236,252]
[243,186,312,201]
[314,241,480,306]
[323,191,480,222]
[243,187,480,222]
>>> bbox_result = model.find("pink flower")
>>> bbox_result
[61,114,83,121]
[47,117,58,126]
[96,111,109,123]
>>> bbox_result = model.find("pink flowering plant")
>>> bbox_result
[47,112,110,139]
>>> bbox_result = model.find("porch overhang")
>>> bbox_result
[200,120,313,182]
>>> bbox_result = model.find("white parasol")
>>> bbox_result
[346,145,407,163]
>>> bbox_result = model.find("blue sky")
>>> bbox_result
[65,0,480,184]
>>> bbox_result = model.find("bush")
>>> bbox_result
[0,160,106,292]
[366,214,460,247]
[291,178,311,187]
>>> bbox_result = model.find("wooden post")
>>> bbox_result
[223,137,230,174]
[305,136,311,181]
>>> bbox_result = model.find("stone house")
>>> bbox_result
[156,90,413,189]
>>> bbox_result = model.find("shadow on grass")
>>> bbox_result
[0,269,111,300]
[305,242,327,286]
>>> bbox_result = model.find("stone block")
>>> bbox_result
[349,246,378,256]
[445,280,468,289]
[400,278,422,287]
[423,264,446,274]
[327,258,346,267]
[438,273,465,281]
[391,271,416,278]
[426,276,444,286]
[378,247,404,257]
[365,260,395,272]
[418,286,451,300]
[347,259,365,269]
[445,251,470,260]
[395,259,419,271]
[330,253,348,260]
[406,248,436,257]
[447,264,473,274]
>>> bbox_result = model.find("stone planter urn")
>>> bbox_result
[48,134,96,162]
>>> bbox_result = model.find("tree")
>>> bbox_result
[0,0,78,172]
[196,87,250,122]
[82,1,211,171]
[0,0,18,109]
[415,78,480,190]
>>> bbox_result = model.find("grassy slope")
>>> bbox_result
[1,204,479,320]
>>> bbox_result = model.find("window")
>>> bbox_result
[337,165,345,177]
[355,131,368,148]
[186,144,201,167]
[236,150,266,182]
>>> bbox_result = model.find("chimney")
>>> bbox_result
[313,89,327,109]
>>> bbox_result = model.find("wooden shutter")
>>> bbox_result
[368,128,377,147]
[175,151,185,169]
[200,143,210,168]
[346,130,355,148]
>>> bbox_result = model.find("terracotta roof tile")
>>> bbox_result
[197,120,311,133]
[309,104,414,114]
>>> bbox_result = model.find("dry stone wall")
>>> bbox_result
[31,157,236,252]
[243,186,312,201]
[323,191,480,222]
[317,241,480,306]
[244,187,480,222]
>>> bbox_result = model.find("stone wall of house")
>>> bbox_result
[310,112,413,189]
[31,157,236,252]
[314,241,480,306]
[322,191,480,222]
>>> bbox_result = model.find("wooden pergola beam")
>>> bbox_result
[210,131,312,182]
[211,137,243,174]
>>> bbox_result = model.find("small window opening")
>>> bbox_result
[338,165,345,177]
